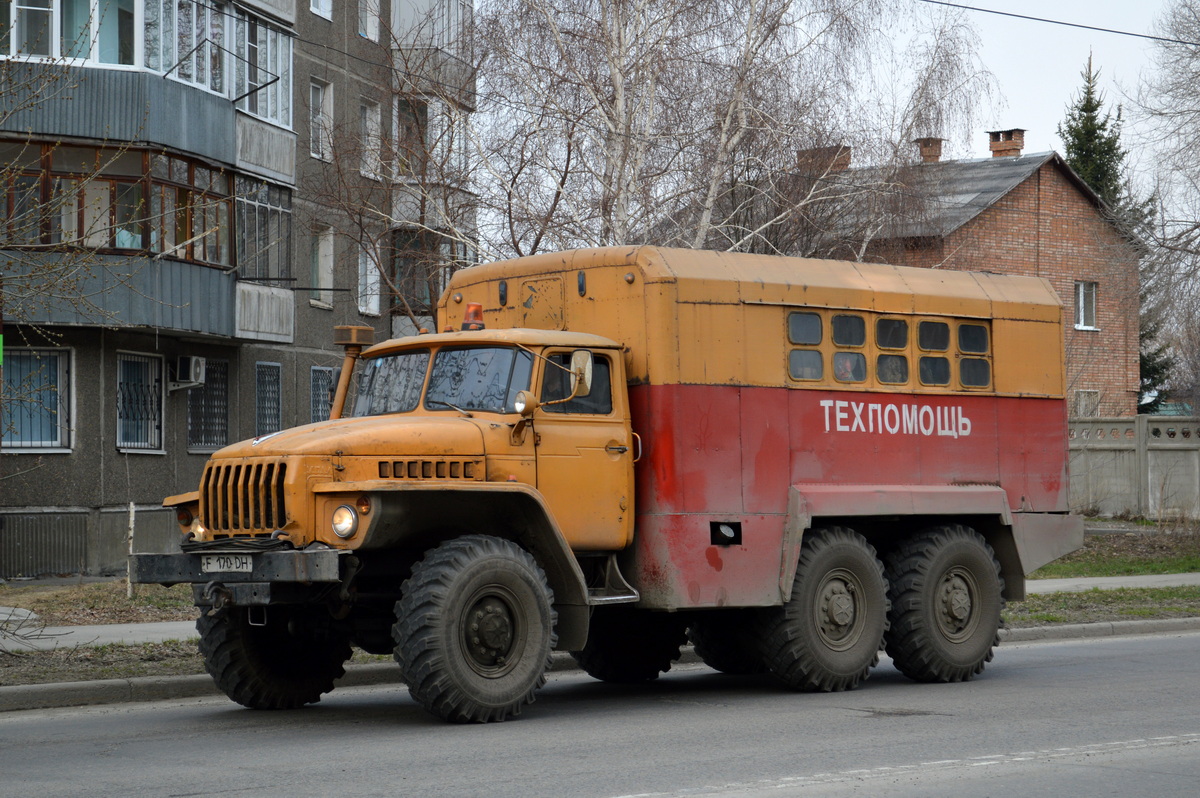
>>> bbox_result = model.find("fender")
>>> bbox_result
[782,484,1037,601]
[314,479,591,649]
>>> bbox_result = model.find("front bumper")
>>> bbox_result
[129,549,349,607]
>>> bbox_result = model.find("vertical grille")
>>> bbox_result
[201,460,288,535]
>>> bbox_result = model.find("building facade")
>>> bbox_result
[865,130,1141,418]
[1,0,474,577]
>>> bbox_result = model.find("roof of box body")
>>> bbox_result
[448,246,1063,323]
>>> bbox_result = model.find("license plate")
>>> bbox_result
[201,553,253,573]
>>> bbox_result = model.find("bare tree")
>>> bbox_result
[469,0,992,260]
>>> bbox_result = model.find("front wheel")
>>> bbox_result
[392,535,556,723]
[884,524,1005,683]
[197,606,352,710]
[756,527,888,692]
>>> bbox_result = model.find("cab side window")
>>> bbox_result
[542,353,613,414]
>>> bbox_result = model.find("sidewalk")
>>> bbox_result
[4,572,1200,713]
[4,572,1200,653]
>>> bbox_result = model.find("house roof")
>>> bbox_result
[880,151,1104,239]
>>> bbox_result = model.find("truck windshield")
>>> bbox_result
[426,347,534,414]
[350,350,430,416]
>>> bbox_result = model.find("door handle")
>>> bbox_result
[605,444,629,454]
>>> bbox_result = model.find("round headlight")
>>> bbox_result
[513,393,528,414]
[331,505,359,539]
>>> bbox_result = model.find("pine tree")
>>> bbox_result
[1059,54,1175,412]
[1058,55,1125,206]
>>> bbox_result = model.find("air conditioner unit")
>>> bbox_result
[178,356,206,385]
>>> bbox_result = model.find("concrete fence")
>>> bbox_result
[1069,416,1200,520]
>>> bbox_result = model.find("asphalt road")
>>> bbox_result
[2,633,1198,798]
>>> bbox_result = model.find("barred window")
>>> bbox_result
[311,366,335,423]
[256,362,282,437]
[187,359,229,450]
[2,349,72,450]
[117,353,164,450]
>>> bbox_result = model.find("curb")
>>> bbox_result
[999,616,1200,642]
[6,621,1200,713]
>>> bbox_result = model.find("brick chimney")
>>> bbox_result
[796,144,852,175]
[914,137,944,163]
[988,128,1025,158]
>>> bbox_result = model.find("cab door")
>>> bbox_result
[533,349,634,550]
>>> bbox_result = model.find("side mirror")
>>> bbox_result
[570,350,593,398]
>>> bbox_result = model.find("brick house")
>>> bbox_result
[862,130,1140,417]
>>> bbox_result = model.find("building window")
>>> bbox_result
[395,99,427,177]
[144,0,226,91]
[3,143,232,268]
[235,177,293,281]
[358,0,380,40]
[310,79,333,161]
[255,362,282,436]
[358,242,381,315]
[436,0,473,56]
[233,10,293,128]
[187,359,228,450]
[2,348,72,450]
[311,366,335,423]
[1074,389,1101,417]
[116,352,164,451]
[360,99,383,179]
[391,228,471,316]
[310,226,334,306]
[4,0,136,64]
[1075,281,1098,329]
[311,0,332,20]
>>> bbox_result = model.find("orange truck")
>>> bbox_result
[132,246,1083,722]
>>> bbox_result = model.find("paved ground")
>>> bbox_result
[4,571,1200,713]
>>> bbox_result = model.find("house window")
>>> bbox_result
[255,362,282,436]
[187,359,228,450]
[358,242,381,315]
[311,366,335,423]
[311,0,332,20]
[235,177,293,281]
[358,0,379,40]
[1075,281,1098,329]
[2,348,72,450]
[310,226,334,306]
[310,79,333,161]
[361,99,383,179]
[116,352,164,451]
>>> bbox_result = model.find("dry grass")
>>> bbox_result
[0,581,195,626]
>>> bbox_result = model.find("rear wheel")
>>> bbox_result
[689,610,766,675]
[756,527,888,692]
[393,535,556,723]
[571,606,688,683]
[197,606,351,710]
[884,524,1004,683]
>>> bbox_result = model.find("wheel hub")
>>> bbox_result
[816,570,862,650]
[937,568,979,641]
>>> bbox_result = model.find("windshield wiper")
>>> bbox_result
[427,400,474,418]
